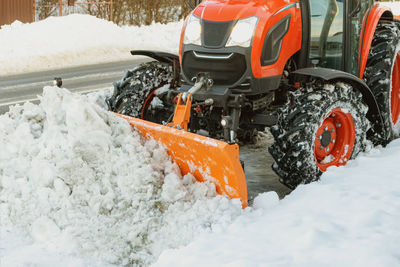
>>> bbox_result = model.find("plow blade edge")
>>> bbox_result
[120,115,248,207]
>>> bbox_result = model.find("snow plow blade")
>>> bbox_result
[118,115,248,207]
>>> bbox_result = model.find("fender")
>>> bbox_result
[130,50,181,88]
[358,5,393,79]
[130,50,179,64]
[293,67,387,141]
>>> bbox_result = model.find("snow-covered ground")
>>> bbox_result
[156,142,400,266]
[1,3,400,267]
[1,88,400,266]
[0,15,182,76]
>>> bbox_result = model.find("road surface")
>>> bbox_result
[0,60,291,203]
[0,59,148,114]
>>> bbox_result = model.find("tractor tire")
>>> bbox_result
[363,21,400,144]
[269,82,369,189]
[107,61,175,123]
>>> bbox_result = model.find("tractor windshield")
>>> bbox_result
[309,0,374,75]
[309,0,344,70]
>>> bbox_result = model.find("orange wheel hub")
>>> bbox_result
[391,51,400,126]
[314,108,355,172]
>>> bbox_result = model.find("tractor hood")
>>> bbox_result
[193,0,297,22]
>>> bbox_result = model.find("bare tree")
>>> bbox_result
[36,0,192,26]
[36,0,59,20]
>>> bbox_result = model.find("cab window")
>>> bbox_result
[309,0,344,70]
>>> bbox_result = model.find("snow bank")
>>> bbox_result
[0,87,241,266]
[0,15,182,76]
[156,142,400,266]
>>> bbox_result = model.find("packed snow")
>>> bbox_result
[0,87,242,266]
[156,142,400,266]
[0,15,182,76]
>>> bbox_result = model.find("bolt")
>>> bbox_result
[331,114,336,117]
[319,135,322,140]
[326,147,330,152]
[332,139,335,144]
[331,129,335,133]
[336,123,342,128]
[325,126,328,131]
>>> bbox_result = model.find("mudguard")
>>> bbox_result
[359,5,394,79]
[130,50,179,64]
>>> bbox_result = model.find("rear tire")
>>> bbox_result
[107,61,175,123]
[364,21,400,144]
[269,82,369,189]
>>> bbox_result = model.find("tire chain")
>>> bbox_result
[107,61,174,118]
[269,82,369,189]
[364,20,400,144]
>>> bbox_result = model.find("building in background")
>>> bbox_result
[0,0,34,26]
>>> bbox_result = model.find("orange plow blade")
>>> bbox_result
[119,115,248,207]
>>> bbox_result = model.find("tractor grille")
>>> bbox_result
[202,19,234,48]
[182,51,246,86]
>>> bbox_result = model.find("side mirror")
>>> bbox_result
[187,0,202,10]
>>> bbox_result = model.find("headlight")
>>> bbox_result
[226,16,258,47]
[184,15,202,45]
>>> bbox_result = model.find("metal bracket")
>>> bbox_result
[168,93,193,131]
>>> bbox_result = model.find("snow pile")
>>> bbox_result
[156,142,400,266]
[0,229,112,267]
[0,87,242,266]
[0,15,182,76]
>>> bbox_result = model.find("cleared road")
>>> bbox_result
[0,60,291,202]
[0,59,148,114]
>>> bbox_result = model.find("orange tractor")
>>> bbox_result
[107,0,400,207]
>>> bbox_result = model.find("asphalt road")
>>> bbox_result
[0,59,148,114]
[0,59,291,203]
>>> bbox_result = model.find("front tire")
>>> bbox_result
[107,61,176,123]
[269,82,369,189]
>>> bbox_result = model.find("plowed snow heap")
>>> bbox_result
[0,87,241,266]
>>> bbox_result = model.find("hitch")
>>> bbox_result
[168,74,213,131]
[168,93,193,131]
